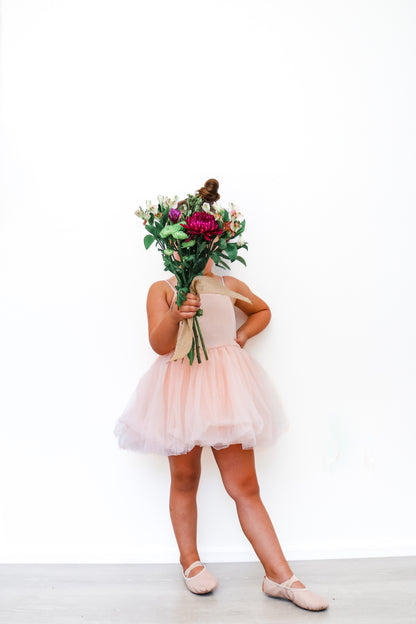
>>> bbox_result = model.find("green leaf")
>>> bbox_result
[226,244,238,262]
[234,220,246,236]
[215,259,230,270]
[183,254,195,263]
[145,224,158,236]
[211,251,220,263]
[187,340,195,365]
[235,255,247,266]
[144,234,155,249]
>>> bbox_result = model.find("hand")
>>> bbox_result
[235,328,248,348]
[170,292,201,322]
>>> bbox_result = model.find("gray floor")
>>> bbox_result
[1,557,415,623]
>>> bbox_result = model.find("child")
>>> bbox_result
[114,181,329,611]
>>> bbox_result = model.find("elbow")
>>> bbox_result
[149,334,174,356]
[151,345,165,356]
[148,333,161,356]
[151,344,170,356]
[149,339,166,356]
[264,308,272,328]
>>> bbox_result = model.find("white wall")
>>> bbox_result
[1,0,415,563]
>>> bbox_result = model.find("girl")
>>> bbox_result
[114,180,329,611]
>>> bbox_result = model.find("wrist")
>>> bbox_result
[168,306,181,324]
[236,327,249,347]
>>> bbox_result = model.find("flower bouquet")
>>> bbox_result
[135,193,248,364]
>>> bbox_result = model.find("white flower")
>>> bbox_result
[237,235,246,247]
[143,199,159,215]
[157,194,164,205]
[136,205,151,220]
[212,201,224,212]
[202,202,211,212]
[231,209,243,222]
[166,195,179,208]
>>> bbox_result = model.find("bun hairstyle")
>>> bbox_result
[177,178,220,210]
[196,178,220,204]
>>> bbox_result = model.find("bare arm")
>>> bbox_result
[147,281,201,355]
[223,276,271,348]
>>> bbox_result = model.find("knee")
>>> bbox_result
[225,475,260,501]
[170,467,200,493]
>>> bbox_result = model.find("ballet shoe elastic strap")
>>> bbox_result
[281,574,298,587]
[183,560,206,579]
[265,574,309,591]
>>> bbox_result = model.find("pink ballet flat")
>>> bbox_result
[262,573,329,611]
[182,560,218,594]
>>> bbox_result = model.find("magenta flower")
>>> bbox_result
[169,208,181,222]
[181,211,223,241]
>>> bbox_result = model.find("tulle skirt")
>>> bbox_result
[114,342,290,456]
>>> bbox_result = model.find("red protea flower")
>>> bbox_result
[181,211,223,241]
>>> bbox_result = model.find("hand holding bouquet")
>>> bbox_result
[135,193,248,365]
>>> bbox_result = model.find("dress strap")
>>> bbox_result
[220,274,225,285]
[165,280,177,309]
[165,280,176,293]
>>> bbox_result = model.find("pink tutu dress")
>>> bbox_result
[113,276,290,456]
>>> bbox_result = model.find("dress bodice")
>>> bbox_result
[166,280,237,350]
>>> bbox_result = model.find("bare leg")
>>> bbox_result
[168,445,204,578]
[211,444,305,588]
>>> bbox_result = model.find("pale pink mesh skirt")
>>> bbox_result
[114,342,290,456]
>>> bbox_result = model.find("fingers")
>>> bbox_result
[180,294,200,317]
[235,329,248,348]
[184,293,200,306]
[172,293,201,320]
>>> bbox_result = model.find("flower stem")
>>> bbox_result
[187,337,195,365]
[192,318,202,364]
[194,316,208,360]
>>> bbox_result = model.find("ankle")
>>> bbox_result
[265,565,292,584]
[180,553,202,571]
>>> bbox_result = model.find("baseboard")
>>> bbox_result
[2,544,416,564]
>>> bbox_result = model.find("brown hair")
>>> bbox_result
[196,178,220,204]
[177,178,220,210]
